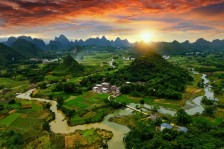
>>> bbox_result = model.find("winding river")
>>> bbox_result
[183,74,218,115]
[16,90,131,149]
[127,73,218,116]
[16,72,218,148]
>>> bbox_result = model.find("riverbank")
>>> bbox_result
[16,89,131,149]
[15,72,219,148]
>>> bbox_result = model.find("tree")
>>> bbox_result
[52,82,63,92]
[42,121,50,131]
[38,82,47,89]
[57,96,64,108]
[175,109,191,125]
[63,82,82,94]
[204,106,215,116]
[48,94,53,100]
[202,96,214,105]
[8,99,16,104]
[152,104,160,112]
[44,103,51,109]
[140,99,145,104]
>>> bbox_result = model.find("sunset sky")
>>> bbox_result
[0,0,224,43]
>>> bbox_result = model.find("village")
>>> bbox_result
[92,82,188,134]
[92,82,121,96]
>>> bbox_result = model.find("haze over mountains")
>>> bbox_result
[1,34,224,63]
[2,34,224,52]
[2,35,131,51]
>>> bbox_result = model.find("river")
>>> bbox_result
[183,74,218,115]
[16,73,217,148]
[16,90,131,149]
[127,73,218,116]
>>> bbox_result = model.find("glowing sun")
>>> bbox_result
[141,32,152,43]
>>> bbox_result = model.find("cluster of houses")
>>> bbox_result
[122,56,135,61]
[29,58,61,64]
[92,82,120,96]
[186,52,205,56]
[162,55,170,60]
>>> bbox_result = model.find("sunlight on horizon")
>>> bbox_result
[140,32,153,43]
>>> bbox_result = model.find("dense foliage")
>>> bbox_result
[54,55,84,76]
[175,109,192,125]
[125,114,224,149]
[52,82,82,95]
[12,38,44,57]
[0,131,24,149]
[107,53,193,99]
[0,43,23,64]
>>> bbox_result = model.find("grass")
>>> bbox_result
[115,95,141,104]
[65,97,84,105]
[65,97,88,109]
[70,115,86,125]
[64,91,108,110]
[4,103,20,109]
[10,117,40,130]
[115,94,180,110]
[44,75,62,81]
[192,116,223,126]
[144,98,181,110]
[0,78,29,88]
[79,52,113,66]
[69,107,110,125]
[0,113,21,126]
[32,103,43,111]
[80,129,101,144]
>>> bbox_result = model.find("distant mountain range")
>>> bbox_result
[3,36,46,49]
[2,35,131,51]
[136,38,224,55]
[1,34,224,63]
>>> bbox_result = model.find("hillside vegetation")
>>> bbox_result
[107,52,193,99]
[12,38,44,57]
[54,55,84,76]
[0,43,23,64]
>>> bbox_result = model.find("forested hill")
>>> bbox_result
[0,43,23,64]
[54,55,84,76]
[107,52,193,99]
[12,38,44,58]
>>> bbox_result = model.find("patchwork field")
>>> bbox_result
[0,99,53,141]
[65,129,112,148]
[60,91,111,125]
[0,113,21,127]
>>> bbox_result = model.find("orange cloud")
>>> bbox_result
[0,0,223,27]
[0,0,224,42]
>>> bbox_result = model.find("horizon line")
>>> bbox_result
[0,34,224,44]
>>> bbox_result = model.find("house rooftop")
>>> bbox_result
[102,82,110,85]
[102,87,108,91]
[179,127,188,133]
[161,123,173,129]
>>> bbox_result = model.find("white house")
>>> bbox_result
[102,87,109,93]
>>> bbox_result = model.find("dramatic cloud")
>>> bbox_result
[0,0,224,42]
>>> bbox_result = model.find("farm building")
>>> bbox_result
[161,123,173,131]
[92,82,120,96]
[178,127,188,133]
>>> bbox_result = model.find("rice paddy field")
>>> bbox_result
[62,91,111,125]
[0,100,53,140]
